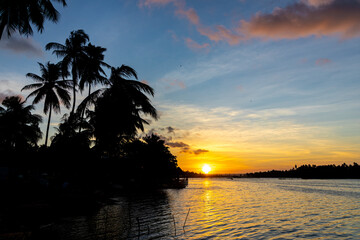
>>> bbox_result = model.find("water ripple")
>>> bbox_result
[41,178,360,239]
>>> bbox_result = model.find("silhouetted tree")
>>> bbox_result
[242,163,360,179]
[22,62,72,146]
[0,96,42,151]
[77,43,110,132]
[142,134,179,181]
[46,30,89,114]
[50,113,93,151]
[0,0,67,39]
[78,65,158,154]
[79,43,110,97]
[119,134,179,186]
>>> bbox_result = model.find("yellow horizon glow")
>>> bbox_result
[149,104,360,174]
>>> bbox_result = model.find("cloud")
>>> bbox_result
[167,141,191,153]
[140,0,209,50]
[162,128,208,154]
[140,0,200,25]
[167,141,189,148]
[198,25,244,45]
[0,79,25,102]
[161,78,186,90]
[239,0,360,40]
[315,58,332,66]
[143,128,175,142]
[139,0,174,7]
[185,38,210,51]
[166,126,175,134]
[142,0,360,46]
[175,6,199,25]
[0,34,43,57]
[168,30,179,41]
[0,90,22,102]
[302,0,335,7]
[193,149,209,155]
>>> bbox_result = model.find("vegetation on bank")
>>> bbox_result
[0,29,184,197]
[239,163,360,179]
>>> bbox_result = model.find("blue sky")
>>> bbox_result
[0,0,359,173]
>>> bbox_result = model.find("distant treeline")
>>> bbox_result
[240,163,360,179]
[184,163,360,179]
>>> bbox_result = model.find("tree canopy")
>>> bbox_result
[0,96,42,151]
[0,0,67,39]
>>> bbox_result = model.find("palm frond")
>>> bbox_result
[24,88,41,102]
[55,86,71,109]
[56,79,73,89]
[32,113,43,123]
[41,0,60,22]
[21,83,43,91]
[126,80,155,96]
[26,73,44,82]
[77,88,104,114]
[32,88,47,105]
[117,65,138,80]
[45,42,66,51]
[54,0,67,7]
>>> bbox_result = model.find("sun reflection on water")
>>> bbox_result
[37,178,360,239]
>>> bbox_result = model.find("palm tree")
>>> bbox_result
[45,29,89,114]
[50,112,93,151]
[78,65,158,154]
[0,0,67,39]
[22,62,72,146]
[77,43,110,131]
[0,96,42,150]
[79,43,110,97]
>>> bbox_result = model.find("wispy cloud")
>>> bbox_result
[239,0,360,40]
[0,89,22,102]
[198,25,244,45]
[168,30,179,41]
[160,78,186,90]
[167,141,189,148]
[315,58,332,66]
[167,140,209,155]
[193,149,209,155]
[141,0,360,46]
[0,77,26,102]
[302,0,335,7]
[0,34,43,57]
[138,0,174,7]
[185,38,210,51]
[166,126,175,133]
[175,5,199,25]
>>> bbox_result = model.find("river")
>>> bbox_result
[40,178,360,239]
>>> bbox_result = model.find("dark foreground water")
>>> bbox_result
[33,179,360,239]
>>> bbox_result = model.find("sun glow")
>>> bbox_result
[202,164,211,174]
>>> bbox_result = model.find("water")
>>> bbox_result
[45,178,360,239]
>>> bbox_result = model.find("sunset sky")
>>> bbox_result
[0,0,359,173]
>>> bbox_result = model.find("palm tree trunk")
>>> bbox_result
[78,85,91,133]
[45,106,52,147]
[71,64,77,115]
[71,79,76,114]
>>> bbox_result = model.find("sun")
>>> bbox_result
[202,164,211,174]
